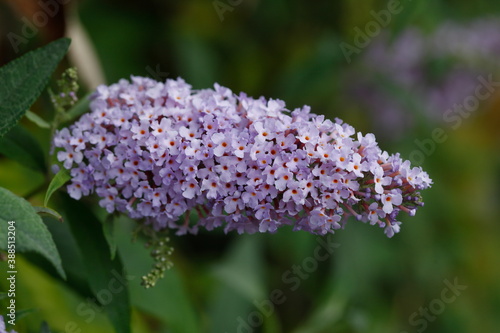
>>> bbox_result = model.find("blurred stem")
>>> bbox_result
[47,88,67,174]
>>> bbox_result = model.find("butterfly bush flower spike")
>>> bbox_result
[53,77,432,238]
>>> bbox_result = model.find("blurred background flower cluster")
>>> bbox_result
[1,0,500,332]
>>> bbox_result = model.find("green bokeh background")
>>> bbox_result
[1,0,500,332]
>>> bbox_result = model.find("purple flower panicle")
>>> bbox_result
[53,77,431,237]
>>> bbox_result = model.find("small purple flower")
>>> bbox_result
[381,191,403,214]
[57,146,83,169]
[53,76,432,237]
[372,166,392,194]
[0,316,16,333]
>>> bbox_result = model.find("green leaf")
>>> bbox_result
[0,187,66,279]
[35,216,92,299]
[103,214,118,260]
[25,110,51,129]
[62,195,131,333]
[64,92,92,123]
[33,206,63,222]
[208,236,266,333]
[0,124,47,173]
[44,168,71,207]
[212,236,266,301]
[291,292,347,333]
[0,38,71,138]
[115,215,200,333]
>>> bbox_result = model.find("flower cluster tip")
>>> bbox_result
[53,77,432,238]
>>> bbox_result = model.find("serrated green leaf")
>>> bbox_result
[44,168,71,207]
[0,38,71,138]
[62,195,131,333]
[0,187,65,279]
[64,92,92,123]
[25,110,51,129]
[0,124,46,173]
[33,206,63,222]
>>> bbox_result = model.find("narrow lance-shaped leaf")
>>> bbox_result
[33,206,63,222]
[103,214,118,260]
[0,38,71,137]
[27,216,94,300]
[44,168,71,207]
[209,236,266,333]
[25,110,51,129]
[62,195,131,333]
[114,216,201,333]
[0,187,66,279]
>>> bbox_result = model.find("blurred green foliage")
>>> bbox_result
[1,0,500,332]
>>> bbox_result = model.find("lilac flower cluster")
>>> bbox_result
[345,18,500,138]
[53,77,431,237]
